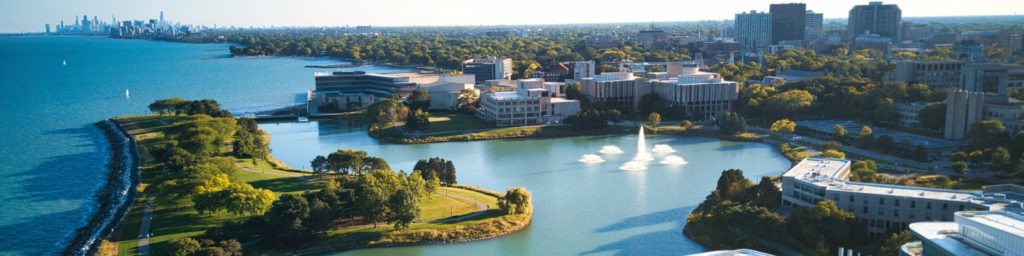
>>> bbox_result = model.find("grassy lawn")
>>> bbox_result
[420,114,494,133]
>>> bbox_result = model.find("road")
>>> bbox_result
[137,197,156,256]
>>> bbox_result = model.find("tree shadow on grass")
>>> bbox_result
[250,177,324,194]
[581,206,704,256]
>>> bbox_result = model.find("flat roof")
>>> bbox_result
[783,158,850,180]
[786,158,984,203]
[689,249,774,256]
[962,211,1024,237]
[908,222,988,256]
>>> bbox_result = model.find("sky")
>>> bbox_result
[1,0,1023,33]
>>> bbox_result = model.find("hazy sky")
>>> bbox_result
[2,0,1022,32]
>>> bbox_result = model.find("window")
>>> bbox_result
[878,208,884,216]
[926,202,932,210]
[959,205,965,211]
[863,206,868,214]
[879,198,885,205]
[894,210,900,217]
[894,199,900,207]
[925,212,932,220]
[911,201,916,208]
[942,203,948,211]
[910,212,916,219]
[849,195,855,202]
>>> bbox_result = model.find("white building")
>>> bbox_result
[416,74,478,111]
[904,211,1024,256]
[573,61,596,80]
[735,10,772,52]
[649,62,740,119]
[782,158,992,234]
[476,78,580,127]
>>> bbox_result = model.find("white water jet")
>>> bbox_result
[660,155,688,166]
[578,154,606,164]
[650,144,676,154]
[599,145,624,154]
[633,127,653,162]
[619,160,648,171]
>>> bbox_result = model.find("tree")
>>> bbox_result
[646,112,662,128]
[310,155,328,174]
[387,189,420,229]
[356,184,389,228]
[763,89,814,119]
[715,169,753,202]
[823,141,842,150]
[456,89,479,113]
[880,231,914,256]
[193,183,275,216]
[917,102,946,131]
[967,120,1006,149]
[425,177,441,196]
[786,200,866,252]
[169,238,201,256]
[149,98,186,115]
[264,194,311,246]
[638,92,669,116]
[832,124,847,138]
[989,147,1013,175]
[770,119,796,134]
[365,98,409,129]
[565,82,583,100]
[680,120,693,130]
[858,125,873,144]
[498,187,533,215]
[718,112,747,135]
[324,149,371,175]
[407,88,431,111]
[821,149,846,159]
[606,109,623,126]
[405,109,431,132]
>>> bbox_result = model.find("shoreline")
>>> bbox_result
[62,119,140,255]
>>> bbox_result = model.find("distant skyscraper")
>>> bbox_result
[735,10,772,52]
[160,11,164,25]
[769,3,806,44]
[804,10,823,41]
[848,1,902,42]
[45,24,50,34]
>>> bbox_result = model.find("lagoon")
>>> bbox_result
[260,120,792,255]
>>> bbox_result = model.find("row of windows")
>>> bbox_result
[841,194,964,211]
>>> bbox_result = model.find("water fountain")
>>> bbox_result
[660,155,688,165]
[650,144,676,154]
[578,154,606,164]
[599,145,624,154]
[620,127,654,171]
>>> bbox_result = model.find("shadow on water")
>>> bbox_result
[0,207,86,255]
[715,143,750,152]
[581,206,702,256]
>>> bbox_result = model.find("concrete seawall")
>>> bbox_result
[62,119,141,255]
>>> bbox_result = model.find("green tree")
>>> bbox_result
[264,194,311,247]
[950,151,969,162]
[763,89,814,119]
[310,155,328,174]
[989,147,1013,175]
[858,125,873,144]
[407,88,431,111]
[405,109,431,132]
[606,109,623,126]
[680,120,693,130]
[718,112,747,135]
[917,102,947,131]
[832,124,847,138]
[770,119,796,134]
[646,112,662,128]
[880,231,914,256]
[149,98,186,115]
[786,200,866,253]
[821,149,846,159]
[356,184,389,228]
[456,89,479,113]
[168,238,201,256]
[498,187,533,215]
[638,92,669,116]
[387,189,420,229]
[565,82,583,100]
[967,120,1006,149]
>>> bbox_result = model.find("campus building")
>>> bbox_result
[735,10,772,52]
[649,62,740,119]
[804,10,823,42]
[476,78,580,127]
[770,3,806,44]
[944,90,985,140]
[579,72,649,111]
[463,56,513,84]
[903,210,1024,256]
[782,158,992,234]
[309,71,417,113]
[848,1,902,42]
[895,102,928,129]
[891,60,964,89]
[415,74,478,111]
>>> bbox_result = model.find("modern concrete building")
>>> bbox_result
[476,78,580,127]
[649,62,740,119]
[961,63,1024,96]
[309,71,418,113]
[579,72,649,111]
[770,3,806,44]
[782,158,992,234]
[895,102,928,129]
[852,32,893,52]
[804,10,823,41]
[848,1,902,42]
[891,60,964,89]
[463,56,513,84]
[637,27,668,49]
[416,74,478,111]
[904,210,1024,256]
[943,90,985,140]
[735,10,772,52]
[573,61,596,81]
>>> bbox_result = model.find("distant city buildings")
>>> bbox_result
[637,26,669,50]
[463,57,513,84]
[891,60,964,89]
[769,3,806,44]
[848,1,902,42]
[944,90,986,140]
[52,11,195,37]
[804,10,823,42]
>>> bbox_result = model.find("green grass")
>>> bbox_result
[420,114,494,133]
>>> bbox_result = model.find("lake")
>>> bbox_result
[0,36,407,255]
[260,120,792,255]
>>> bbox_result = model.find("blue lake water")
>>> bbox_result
[260,120,792,256]
[0,36,407,255]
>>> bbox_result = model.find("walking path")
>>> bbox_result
[439,192,489,223]
[137,197,157,256]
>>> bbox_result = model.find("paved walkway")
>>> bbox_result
[137,197,156,256]
[439,192,489,223]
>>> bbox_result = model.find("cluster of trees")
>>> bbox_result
[362,95,437,132]
[949,120,1024,177]
[146,101,277,217]
[310,149,390,175]
[168,237,242,256]
[685,170,885,255]
[717,112,747,135]
[412,157,458,186]
[148,98,233,118]
[497,187,532,215]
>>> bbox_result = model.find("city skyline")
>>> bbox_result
[2,0,1023,33]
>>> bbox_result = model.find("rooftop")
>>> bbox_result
[689,249,774,256]
[908,222,988,256]
[960,211,1024,237]
[785,158,983,202]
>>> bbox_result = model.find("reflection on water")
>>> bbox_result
[259,119,791,256]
